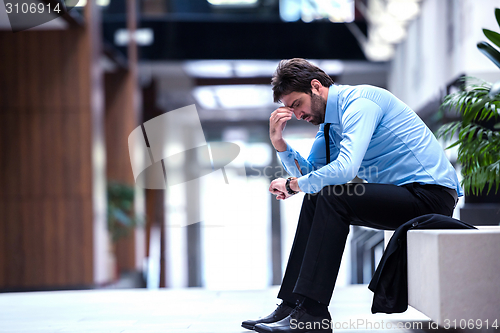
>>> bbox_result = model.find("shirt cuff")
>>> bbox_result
[276,143,294,160]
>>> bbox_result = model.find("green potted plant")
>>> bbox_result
[105,181,144,282]
[107,181,143,242]
[438,8,500,198]
[438,79,500,196]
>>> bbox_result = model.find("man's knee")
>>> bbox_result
[313,187,354,227]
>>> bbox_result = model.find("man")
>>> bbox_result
[242,59,462,333]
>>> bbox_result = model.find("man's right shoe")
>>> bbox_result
[241,302,295,331]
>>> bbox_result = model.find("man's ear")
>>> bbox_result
[310,79,322,94]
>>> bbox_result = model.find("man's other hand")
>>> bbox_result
[270,107,293,152]
[269,178,292,200]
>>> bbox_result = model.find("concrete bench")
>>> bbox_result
[385,226,500,328]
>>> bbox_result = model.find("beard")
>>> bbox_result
[308,93,327,125]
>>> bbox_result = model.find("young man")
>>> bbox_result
[242,59,462,333]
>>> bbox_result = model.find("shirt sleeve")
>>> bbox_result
[276,142,315,177]
[297,98,383,193]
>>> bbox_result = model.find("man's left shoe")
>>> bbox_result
[241,301,294,330]
[254,305,332,333]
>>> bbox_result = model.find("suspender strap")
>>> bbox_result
[324,123,331,164]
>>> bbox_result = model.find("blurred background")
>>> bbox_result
[0,0,499,293]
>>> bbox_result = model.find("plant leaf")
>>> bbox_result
[446,141,460,149]
[483,29,500,49]
[477,41,500,69]
[496,8,500,28]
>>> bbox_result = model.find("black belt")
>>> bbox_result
[443,187,459,204]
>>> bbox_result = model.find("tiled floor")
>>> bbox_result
[0,285,484,333]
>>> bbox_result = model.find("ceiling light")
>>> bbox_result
[114,29,154,46]
[375,22,407,44]
[193,85,273,110]
[207,0,258,6]
[387,0,420,21]
[279,0,301,22]
[234,61,280,77]
[193,88,219,110]
[73,0,109,7]
[318,60,344,75]
[183,61,233,78]
[364,42,394,62]
[74,0,86,7]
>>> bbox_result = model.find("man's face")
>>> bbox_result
[281,91,327,126]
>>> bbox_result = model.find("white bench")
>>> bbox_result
[385,226,500,328]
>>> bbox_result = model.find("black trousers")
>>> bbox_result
[277,183,457,306]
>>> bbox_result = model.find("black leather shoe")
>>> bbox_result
[241,302,295,331]
[254,305,332,333]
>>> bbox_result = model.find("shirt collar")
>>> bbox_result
[324,84,340,125]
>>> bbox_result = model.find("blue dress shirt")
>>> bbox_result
[277,84,463,195]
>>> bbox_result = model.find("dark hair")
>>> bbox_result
[271,58,334,103]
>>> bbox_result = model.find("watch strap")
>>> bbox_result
[286,177,299,195]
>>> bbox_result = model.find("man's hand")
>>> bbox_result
[269,178,291,200]
[270,107,293,152]
[269,177,301,200]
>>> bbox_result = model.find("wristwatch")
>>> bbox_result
[285,177,299,195]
